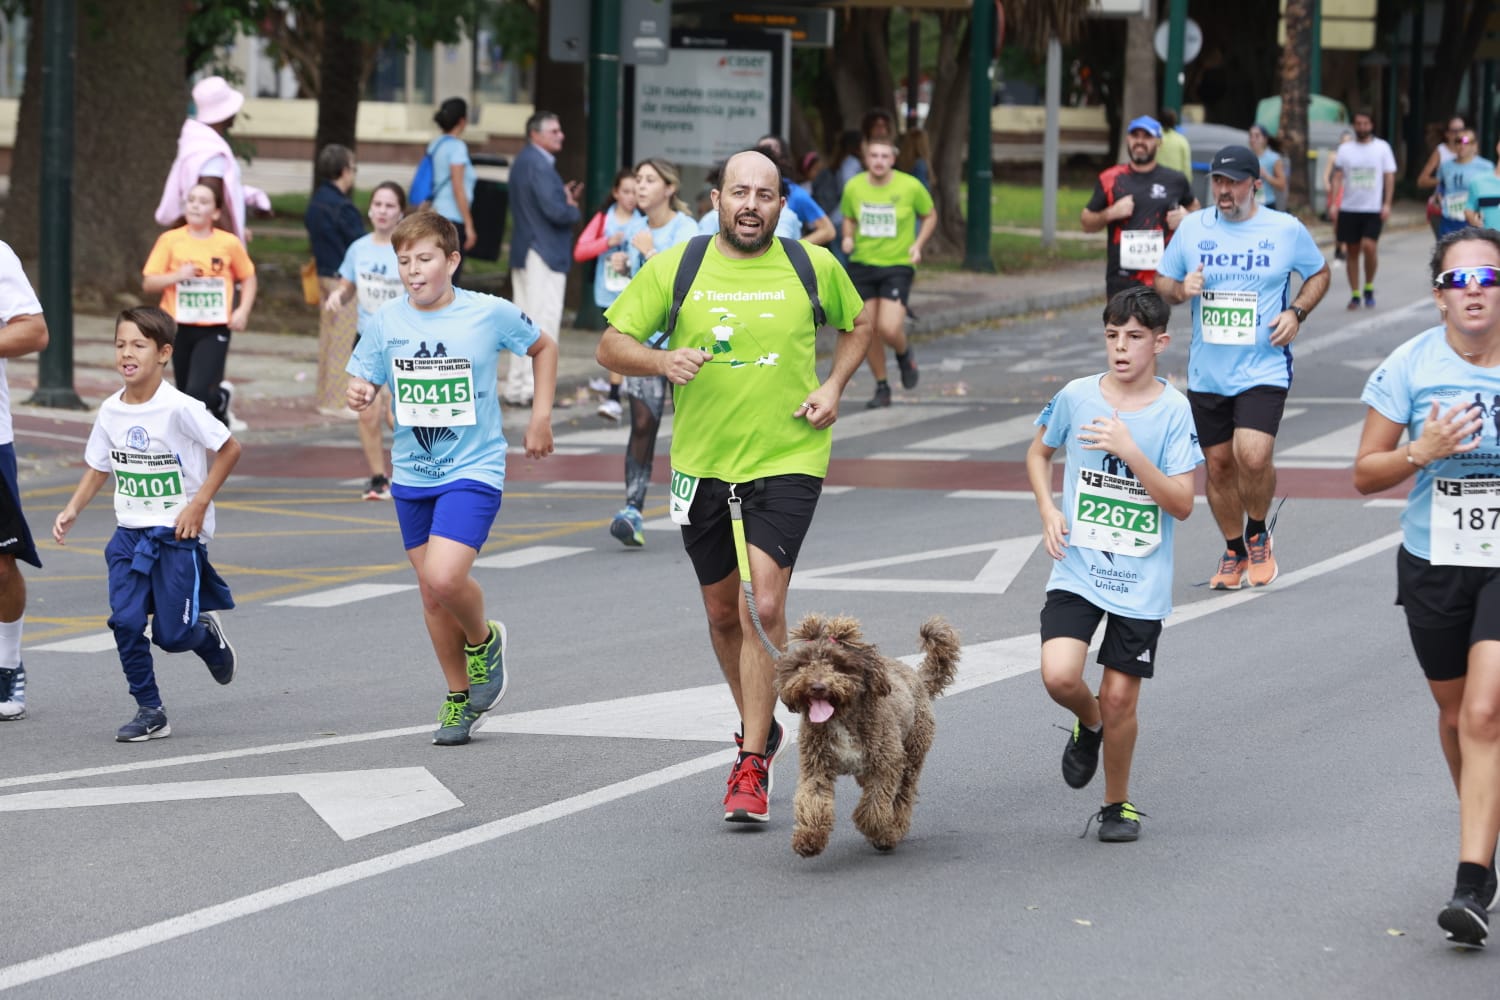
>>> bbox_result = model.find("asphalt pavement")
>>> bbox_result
[3,210,1472,999]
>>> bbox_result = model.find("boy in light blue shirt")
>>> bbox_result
[347,212,557,747]
[1027,286,1203,843]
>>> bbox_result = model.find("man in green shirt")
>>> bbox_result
[1155,107,1193,184]
[840,136,936,408]
[598,149,871,826]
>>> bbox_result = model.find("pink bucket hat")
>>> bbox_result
[192,76,245,125]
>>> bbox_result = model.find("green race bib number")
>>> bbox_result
[1430,477,1500,566]
[1443,192,1470,221]
[110,449,187,525]
[1119,229,1163,271]
[392,356,476,427]
[1200,289,1258,346]
[175,276,230,325]
[1072,468,1161,557]
[669,469,699,526]
[859,202,898,239]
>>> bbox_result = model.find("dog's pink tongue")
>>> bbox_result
[809,699,835,723]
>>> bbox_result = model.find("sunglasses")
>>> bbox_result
[1435,266,1500,290]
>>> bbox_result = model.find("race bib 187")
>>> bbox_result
[1430,476,1500,566]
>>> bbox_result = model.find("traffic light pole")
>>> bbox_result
[574,0,621,332]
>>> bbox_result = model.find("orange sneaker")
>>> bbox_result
[1246,531,1278,586]
[1209,550,1248,590]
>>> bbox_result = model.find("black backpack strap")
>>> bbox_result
[666,235,714,337]
[777,237,827,328]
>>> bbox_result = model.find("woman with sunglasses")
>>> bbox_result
[1355,228,1500,948]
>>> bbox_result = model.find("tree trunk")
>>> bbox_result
[1117,2,1157,161]
[314,0,366,171]
[1423,1,1495,153]
[829,9,896,127]
[926,11,971,256]
[8,0,186,308]
[1278,0,1311,213]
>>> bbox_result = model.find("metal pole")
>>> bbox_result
[30,0,83,409]
[1042,35,1059,250]
[962,0,995,272]
[1408,7,1424,177]
[575,0,620,332]
[1162,0,1187,115]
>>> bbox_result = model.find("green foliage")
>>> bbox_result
[486,0,537,68]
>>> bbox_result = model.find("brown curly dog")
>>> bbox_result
[774,614,960,857]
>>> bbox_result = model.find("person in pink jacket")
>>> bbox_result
[155,77,248,241]
[573,168,639,420]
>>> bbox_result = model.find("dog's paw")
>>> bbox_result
[791,827,828,857]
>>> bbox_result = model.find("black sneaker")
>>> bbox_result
[865,383,892,409]
[1440,888,1489,948]
[198,612,236,685]
[734,718,784,795]
[363,474,390,500]
[1061,720,1102,789]
[1486,862,1499,912]
[1087,801,1144,843]
[896,348,919,389]
[117,705,171,742]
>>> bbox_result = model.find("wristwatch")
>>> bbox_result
[1290,305,1307,324]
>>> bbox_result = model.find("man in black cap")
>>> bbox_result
[1081,115,1198,300]
[1153,145,1331,591]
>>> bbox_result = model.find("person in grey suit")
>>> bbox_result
[502,110,582,406]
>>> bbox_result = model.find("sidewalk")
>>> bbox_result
[6,199,1424,441]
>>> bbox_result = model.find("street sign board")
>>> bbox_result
[625,29,788,167]
[699,6,835,47]
[623,0,673,66]
[548,0,588,63]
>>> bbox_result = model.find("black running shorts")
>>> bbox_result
[1039,589,1161,679]
[680,474,822,586]
[1396,545,1500,682]
[1187,385,1289,449]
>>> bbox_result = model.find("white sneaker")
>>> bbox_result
[220,381,249,431]
[588,377,611,394]
[597,398,622,421]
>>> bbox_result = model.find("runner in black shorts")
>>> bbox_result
[599,149,871,826]
[839,136,935,409]
[1355,228,1500,947]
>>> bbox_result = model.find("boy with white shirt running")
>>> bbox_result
[53,307,242,742]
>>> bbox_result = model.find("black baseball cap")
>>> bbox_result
[1209,145,1261,181]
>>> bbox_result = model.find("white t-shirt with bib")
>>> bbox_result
[84,382,232,539]
[1333,138,1397,213]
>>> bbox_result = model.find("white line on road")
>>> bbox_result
[29,633,121,654]
[473,545,590,569]
[269,583,418,608]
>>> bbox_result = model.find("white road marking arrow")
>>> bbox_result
[0,767,461,841]
[790,536,1042,595]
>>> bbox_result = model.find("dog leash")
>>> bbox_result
[727,486,782,660]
